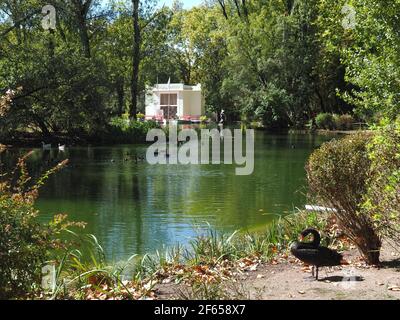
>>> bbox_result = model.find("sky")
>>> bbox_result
[99,0,205,10]
[158,0,204,9]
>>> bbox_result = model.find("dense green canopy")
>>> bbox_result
[1,0,399,138]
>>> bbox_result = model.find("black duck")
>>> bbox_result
[290,228,348,280]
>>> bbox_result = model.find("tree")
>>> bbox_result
[130,0,141,118]
[217,0,321,127]
[70,0,93,58]
[0,0,111,137]
[341,0,400,121]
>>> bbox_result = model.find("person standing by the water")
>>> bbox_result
[218,110,226,139]
[219,109,226,124]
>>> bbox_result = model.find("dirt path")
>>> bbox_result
[155,243,400,300]
[245,243,400,300]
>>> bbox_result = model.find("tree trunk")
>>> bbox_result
[315,88,325,113]
[72,0,92,58]
[32,114,52,138]
[116,78,125,116]
[338,216,382,265]
[130,0,141,119]
[217,1,228,20]
[233,0,241,18]
[354,226,382,265]
[77,14,91,58]
[241,0,249,18]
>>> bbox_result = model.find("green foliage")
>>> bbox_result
[333,114,354,130]
[340,0,400,121]
[199,116,208,123]
[315,113,354,130]
[250,84,291,130]
[189,228,239,265]
[0,0,171,140]
[0,151,74,299]
[184,211,331,266]
[108,118,160,143]
[0,191,48,299]
[362,119,400,244]
[1,0,393,136]
[1,0,398,138]
[315,113,334,129]
[306,133,382,264]
[307,121,400,260]
[50,232,138,300]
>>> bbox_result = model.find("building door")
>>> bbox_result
[160,93,178,119]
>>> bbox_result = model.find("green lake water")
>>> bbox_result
[1,131,334,262]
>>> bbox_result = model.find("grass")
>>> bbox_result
[46,210,335,300]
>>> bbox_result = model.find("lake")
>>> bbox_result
[1,131,334,262]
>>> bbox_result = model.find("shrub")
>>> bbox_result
[0,191,48,298]
[200,116,208,123]
[0,151,75,299]
[136,113,145,121]
[250,84,290,129]
[333,114,354,130]
[315,113,334,130]
[363,119,400,245]
[306,133,382,264]
[108,117,160,143]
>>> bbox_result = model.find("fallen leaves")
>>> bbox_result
[301,266,312,273]
[82,280,157,300]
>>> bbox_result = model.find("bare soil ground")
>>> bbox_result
[154,242,400,300]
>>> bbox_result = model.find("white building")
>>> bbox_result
[145,83,205,122]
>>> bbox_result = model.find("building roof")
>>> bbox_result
[152,83,201,91]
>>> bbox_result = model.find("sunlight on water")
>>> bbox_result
[1,131,334,261]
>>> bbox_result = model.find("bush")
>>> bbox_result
[333,114,354,130]
[0,151,74,299]
[363,119,400,245]
[200,116,208,123]
[136,113,145,121]
[315,113,334,130]
[250,84,290,130]
[306,133,382,264]
[108,118,160,143]
[0,191,48,298]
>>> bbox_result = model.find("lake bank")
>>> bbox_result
[1,125,363,148]
[154,240,400,300]
[45,210,329,300]
[50,211,400,300]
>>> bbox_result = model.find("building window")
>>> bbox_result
[160,93,178,119]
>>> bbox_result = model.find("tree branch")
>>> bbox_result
[140,6,166,31]
[0,9,41,38]
[217,0,228,20]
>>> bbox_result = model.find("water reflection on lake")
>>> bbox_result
[1,131,334,261]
